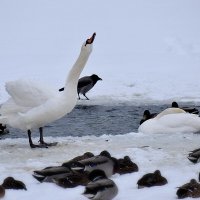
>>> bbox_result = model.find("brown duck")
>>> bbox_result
[137,170,167,188]
[176,179,200,199]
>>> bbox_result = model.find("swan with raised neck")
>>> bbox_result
[0,33,96,148]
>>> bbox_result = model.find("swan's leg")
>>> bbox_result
[28,130,47,148]
[39,127,45,144]
[83,94,89,100]
[39,127,57,147]
[28,130,35,148]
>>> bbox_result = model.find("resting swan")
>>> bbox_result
[138,108,200,134]
[0,33,96,148]
[140,102,199,125]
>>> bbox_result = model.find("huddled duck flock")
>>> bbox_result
[1,33,200,199]
[1,150,200,199]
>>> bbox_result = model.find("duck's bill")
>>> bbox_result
[86,33,96,45]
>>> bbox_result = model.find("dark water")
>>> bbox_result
[1,102,200,139]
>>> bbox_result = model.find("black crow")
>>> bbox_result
[59,74,102,100]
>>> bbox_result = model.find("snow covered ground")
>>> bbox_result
[1,132,200,200]
[1,0,200,199]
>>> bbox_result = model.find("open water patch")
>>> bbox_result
[1,102,200,139]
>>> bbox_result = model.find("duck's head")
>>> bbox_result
[190,179,198,184]
[140,110,151,125]
[99,150,111,158]
[154,170,161,176]
[81,32,96,54]
[172,101,179,108]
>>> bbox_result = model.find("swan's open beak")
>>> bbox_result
[85,32,96,45]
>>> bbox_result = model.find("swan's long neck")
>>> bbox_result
[64,49,91,92]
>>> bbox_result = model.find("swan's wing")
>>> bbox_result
[156,108,186,119]
[5,79,57,107]
[138,113,200,134]
[0,98,30,115]
[159,113,200,128]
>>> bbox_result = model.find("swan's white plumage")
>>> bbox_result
[138,108,200,134]
[155,107,186,119]
[5,79,57,107]
[0,38,94,132]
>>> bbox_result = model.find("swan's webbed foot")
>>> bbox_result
[39,140,58,147]
[28,130,47,148]
[28,129,57,148]
[38,127,58,147]
[30,143,48,149]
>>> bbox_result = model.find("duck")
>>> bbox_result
[0,33,96,148]
[137,170,167,188]
[187,148,200,163]
[139,110,157,125]
[83,169,118,200]
[52,170,89,188]
[0,185,5,198]
[62,152,94,166]
[33,166,71,182]
[176,179,200,199]
[116,155,139,175]
[68,151,118,178]
[33,152,95,183]
[2,177,27,190]
[172,101,199,114]
[59,74,102,100]
[138,107,200,134]
[33,168,89,186]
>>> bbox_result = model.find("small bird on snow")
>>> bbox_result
[59,74,102,100]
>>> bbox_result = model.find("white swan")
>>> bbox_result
[138,108,200,134]
[0,33,96,148]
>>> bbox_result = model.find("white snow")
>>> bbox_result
[0,0,200,104]
[1,0,200,199]
[0,133,200,200]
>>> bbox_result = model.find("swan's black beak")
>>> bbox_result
[85,32,96,46]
